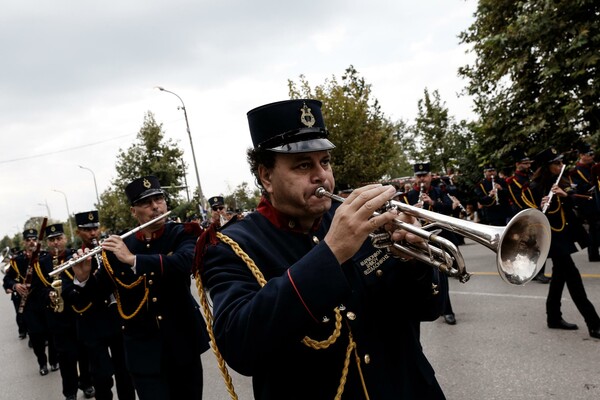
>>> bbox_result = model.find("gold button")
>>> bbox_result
[150,271,155,276]
[148,280,153,285]
[152,297,158,302]
[146,243,151,248]
[364,354,371,364]
[288,220,295,228]
[376,270,383,277]
[157,315,163,321]
[312,236,319,244]
[346,311,356,320]
[121,326,125,330]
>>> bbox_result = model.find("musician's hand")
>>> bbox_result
[325,184,398,264]
[387,212,424,260]
[13,283,28,297]
[101,235,135,266]
[71,248,92,282]
[551,184,567,197]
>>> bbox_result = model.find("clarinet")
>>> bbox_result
[491,175,500,205]
[18,218,48,314]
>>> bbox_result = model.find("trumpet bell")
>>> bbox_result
[496,209,551,285]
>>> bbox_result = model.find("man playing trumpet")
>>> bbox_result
[197,99,447,399]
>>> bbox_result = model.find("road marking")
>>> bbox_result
[466,271,600,279]
[451,291,547,300]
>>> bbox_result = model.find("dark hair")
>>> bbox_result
[246,147,277,197]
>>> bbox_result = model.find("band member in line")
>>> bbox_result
[70,176,210,399]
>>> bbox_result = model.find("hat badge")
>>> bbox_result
[300,103,315,128]
[50,226,56,232]
[88,212,94,221]
[418,165,424,171]
[551,148,557,155]
[143,178,152,189]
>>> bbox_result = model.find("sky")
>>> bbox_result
[0,0,478,238]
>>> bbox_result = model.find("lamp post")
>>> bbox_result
[156,86,206,213]
[37,200,52,219]
[52,189,75,244]
[79,165,100,205]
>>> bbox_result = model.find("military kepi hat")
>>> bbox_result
[75,211,100,228]
[125,176,165,206]
[247,99,335,153]
[23,228,38,240]
[535,147,563,165]
[509,148,531,163]
[413,162,431,175]
[208,196,224,209]
[45,224,64,239]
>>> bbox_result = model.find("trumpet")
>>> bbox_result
[49,211,172,277]
[316,187,551,285]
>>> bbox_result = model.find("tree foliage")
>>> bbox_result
[97,112,189,232]
[409,89,474,175]
[288,66,404,187]
[458,0,600,160]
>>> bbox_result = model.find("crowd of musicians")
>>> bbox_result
[2,99,599,400]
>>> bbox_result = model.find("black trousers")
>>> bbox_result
[132,357,203,400]
[546,254,600,329]
[86,333,136,400]
[54,329,93,397]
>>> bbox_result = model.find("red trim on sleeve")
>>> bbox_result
[159,254,164,275]
[287,269,319,323]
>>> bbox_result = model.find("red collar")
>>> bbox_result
[257,196,322,233]
[135,224,166,241]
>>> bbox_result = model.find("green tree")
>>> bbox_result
[458,0,600,158]
[224,182,261,212]
[410,89,474,175]
[288,66,401,187]
[98,112,188,232]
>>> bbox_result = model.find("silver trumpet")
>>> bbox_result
[49,211,172,277]
[315,187,551,285]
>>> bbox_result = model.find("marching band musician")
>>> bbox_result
[2,227,58,376]
[45,223,95,400]
[208,195,230,228]
[70,175,210,400]
[569,142,600,262]
[505,149,550,283]
[530,147,600,339]
[404,162,458,325]
[197,99,447,399]
[475,164,511,226]
[2,231,32,340]
[62,210,136,400]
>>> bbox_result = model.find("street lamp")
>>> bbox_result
[155,86,206,212]
[79,165,100,205]
[37,200,52,219]
[52,189,75,244]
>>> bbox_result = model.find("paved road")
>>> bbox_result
[1,239,599,399]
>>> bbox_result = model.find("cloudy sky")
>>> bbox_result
[0,0,478,237]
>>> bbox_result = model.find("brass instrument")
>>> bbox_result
[19,218,48,314]
[316,187,551,285]
[49,248,64,313]
[49,211,172,277]
[542,164,566,214]
[491,175,500,205]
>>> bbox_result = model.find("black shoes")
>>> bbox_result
[533,274,551,283]
[39,365,49,376]
[444,313,457,325]
[65,395,77,400]
[83,386,96,399]
[590,328,600,339]
[18,332,26,340]
[50,363,60,371]
[548,318,579,330]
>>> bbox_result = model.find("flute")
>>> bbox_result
[542,164,566,214]
[49,211,172,277]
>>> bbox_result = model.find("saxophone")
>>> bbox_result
[49,248,64,313]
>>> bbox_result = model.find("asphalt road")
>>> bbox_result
[1,238,599,400]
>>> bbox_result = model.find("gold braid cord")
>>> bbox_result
[195,232,369,400]
[102,251,149,320]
